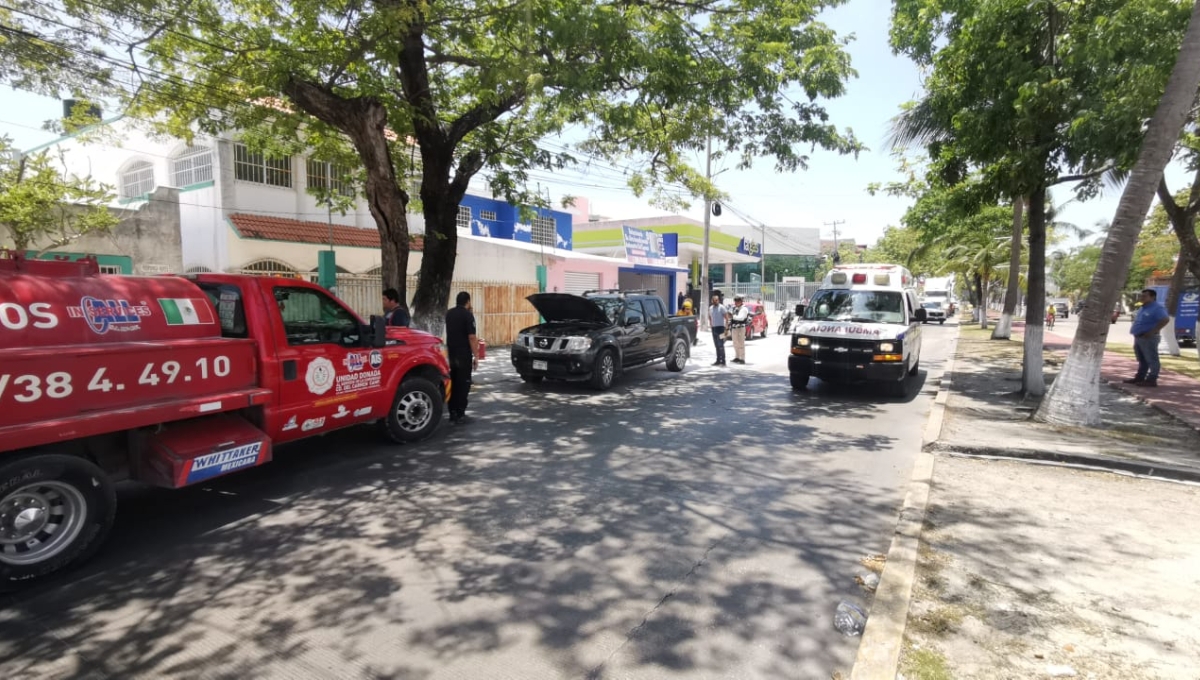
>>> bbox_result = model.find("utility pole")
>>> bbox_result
[759,222,766,299]
[700,134,713,331]
[824,219,845,263]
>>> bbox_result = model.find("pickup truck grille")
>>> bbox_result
[811,339,877,365]
[531,336,570,352]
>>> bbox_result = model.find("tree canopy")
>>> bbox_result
[6,0,864,327]
[0,136,118,252]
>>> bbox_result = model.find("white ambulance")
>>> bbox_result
[788,264,926,395]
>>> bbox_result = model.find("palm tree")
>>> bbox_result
[943,233,1011,330]
[1037,0,1200,426]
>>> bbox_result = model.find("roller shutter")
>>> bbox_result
[563,271,602,295]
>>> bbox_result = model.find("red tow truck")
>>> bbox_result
[0,253,450,586]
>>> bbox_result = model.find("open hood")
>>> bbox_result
[526,293,611,325]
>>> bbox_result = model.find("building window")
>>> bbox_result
[457,205,471,229]
[306,159,355,198]
[480,209,497,221]
[171,146,213,187]
[532,214,556,247]
[119,161,155,200]
[234,143,292,187]
[98,264,122,275]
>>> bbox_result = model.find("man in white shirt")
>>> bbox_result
[708,293,730,366]
[730,295,751,364]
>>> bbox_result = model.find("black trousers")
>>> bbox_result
[448,354,473,417]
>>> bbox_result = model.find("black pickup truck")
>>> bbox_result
[511,290,698,390]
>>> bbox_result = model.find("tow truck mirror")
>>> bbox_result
[367,315,387,348]
[914,308,928,323]
[795,303,805,316]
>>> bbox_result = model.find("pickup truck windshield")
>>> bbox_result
[592,298,624,324]
[805,290,905,325]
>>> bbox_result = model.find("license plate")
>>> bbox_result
[532,360,548,371]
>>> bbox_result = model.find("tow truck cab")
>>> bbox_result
[788,264,925,394]
[0,254,449,586]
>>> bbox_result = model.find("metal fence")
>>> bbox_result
[237,268,539,346]
[719,282,822,310]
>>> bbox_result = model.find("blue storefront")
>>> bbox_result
[458,194,573,250]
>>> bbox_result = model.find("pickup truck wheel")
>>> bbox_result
[0,455,116,587]
[383,378,443,443]
[590,349,617,390]
[789,372,810,391]
[666,337,689,372]
[519,373,543,383]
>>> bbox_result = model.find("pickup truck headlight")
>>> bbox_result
[879,342,895,353]
[563,336,592,352]
[517,332,531,347]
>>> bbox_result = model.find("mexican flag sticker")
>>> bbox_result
[159,298,215,325]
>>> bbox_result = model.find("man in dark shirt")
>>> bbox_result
[445,291,479,424]
[382,288,411,327]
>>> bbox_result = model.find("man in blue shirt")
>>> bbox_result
[1125,289,1170,387]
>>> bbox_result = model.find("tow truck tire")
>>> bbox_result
[383,378,443,443]
[666,338,689,372]
[590,349,618,390]
[0,454,116,588]
[789,372,810,391]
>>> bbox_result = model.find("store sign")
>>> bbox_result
[738,238,762,257]
[623,226,666,265]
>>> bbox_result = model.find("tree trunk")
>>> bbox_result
[979,273,991,330]
[994,196,1025,339]
[282,80,410,296]
[410,146,484,336]
[1022,185,1047,396]
[972,273,984,325]
[1037,0,1200,425]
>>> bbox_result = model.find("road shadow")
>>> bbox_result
[0,363,921,679]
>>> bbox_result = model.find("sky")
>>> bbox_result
[0,0,1190,250]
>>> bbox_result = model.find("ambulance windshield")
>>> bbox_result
[804,290,905,325]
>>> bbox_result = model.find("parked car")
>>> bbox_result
[511,290,697,390]
[921,300,947,324]
[743,301,769,339]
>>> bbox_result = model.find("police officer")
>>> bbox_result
[445,291,479,424]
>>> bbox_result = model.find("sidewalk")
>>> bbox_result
[886,324,1200,679]
[931,323,1200,479]
[1041,327,1200,432]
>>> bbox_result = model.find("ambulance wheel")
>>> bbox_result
[790,372,810,391]
[383,378,443,443]
[0,454,116,589]
[909,357,920,376]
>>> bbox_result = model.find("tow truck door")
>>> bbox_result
[263,282,389,442]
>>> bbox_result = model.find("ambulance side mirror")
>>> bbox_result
[367,315,387,348]
[914,308,928,323]
[795,304,806,316]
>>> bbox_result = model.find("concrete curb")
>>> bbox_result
[925,441,1200,484]
[850,333,958,679]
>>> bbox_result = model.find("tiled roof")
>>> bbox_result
[229,213,423,250]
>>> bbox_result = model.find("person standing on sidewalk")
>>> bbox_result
[729,294,751,364]
[1125,288,1170,387]
[445,291,480,423]
[708,293,730,366]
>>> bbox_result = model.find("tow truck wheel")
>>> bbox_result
[590,349,618,390]
[666,338,689,372]
[789,372,810,391]
[383,378,443,443]
[0,454,116,588]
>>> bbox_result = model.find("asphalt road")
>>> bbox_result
[0,322,958,680]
